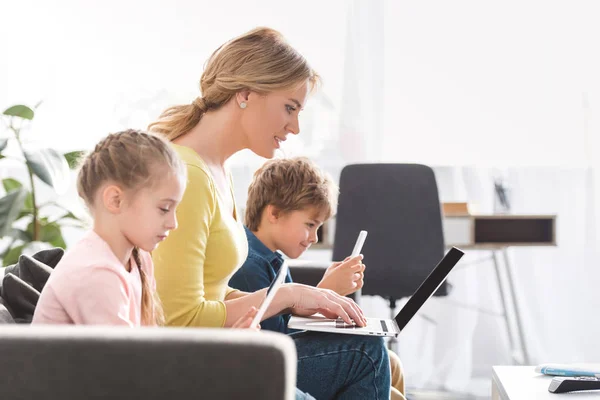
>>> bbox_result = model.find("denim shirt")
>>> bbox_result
[229,227,294,333]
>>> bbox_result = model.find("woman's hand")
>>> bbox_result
[317,255,365,296]
[286,283,368,327]
[232,306,261,330]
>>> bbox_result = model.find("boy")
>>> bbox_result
[229,157,406,400]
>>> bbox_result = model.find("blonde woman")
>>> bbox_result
[150,28,390,400]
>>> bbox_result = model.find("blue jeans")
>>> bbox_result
[291,332,390,400]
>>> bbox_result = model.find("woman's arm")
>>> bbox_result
[152,164,231,327]
[223,283,369,327]
[225,290,250,300]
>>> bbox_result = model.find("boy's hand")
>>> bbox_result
[316,255,365,296]
[232,306,261,331]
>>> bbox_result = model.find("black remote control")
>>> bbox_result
[548,376,600,393]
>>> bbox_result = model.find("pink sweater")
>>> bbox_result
[33,231,155,327]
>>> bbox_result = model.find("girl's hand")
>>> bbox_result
[317,255,365,296]
[232,306,261,330]
[287,283,368,327]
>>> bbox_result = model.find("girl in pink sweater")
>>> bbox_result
[33,129,187,326]
[34,129,259,327]
[33,130,256,328]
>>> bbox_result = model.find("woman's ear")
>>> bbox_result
[236,90,251,107]
[101,184,124,214]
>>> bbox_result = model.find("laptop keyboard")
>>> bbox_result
[335,319,358,328]
[380,320,389,332]
[334,318,390,332]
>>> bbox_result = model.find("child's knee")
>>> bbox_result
[387,349,403,375]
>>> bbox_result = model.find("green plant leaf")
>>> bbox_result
[57,211,81,222]
[24,191,34,210]
[3,244,25,266]
[26,219,66,249]
[2,178,22,193]
[3,105,34,120]
[8,228,32,242]
[63,151,86,169]
[0,138,8,152]
[13,192,33,221]
[24,147,70,194]
[16,210,33,222]
[0,188,27,237]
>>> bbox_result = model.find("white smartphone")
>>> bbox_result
[351,230,368,305]
[251,260,289,328]
[351,230,368,257]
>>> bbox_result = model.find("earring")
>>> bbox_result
[239,102,247,109]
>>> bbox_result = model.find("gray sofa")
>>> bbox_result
[0,258,297,400]
[0,325,297,399]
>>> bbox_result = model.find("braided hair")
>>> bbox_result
[76,129,186,325]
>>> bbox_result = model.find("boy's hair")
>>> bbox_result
[76,129,187,326]
[245,157,338,231]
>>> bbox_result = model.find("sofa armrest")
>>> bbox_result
[0,325,297,400]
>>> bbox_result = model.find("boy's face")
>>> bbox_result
[272,207,327,259]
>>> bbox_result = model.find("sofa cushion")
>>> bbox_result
[17,254,53,292]
[0,299,14,324]
[1,274,40,323]
[5,247,64,278]
[1,247,62,323]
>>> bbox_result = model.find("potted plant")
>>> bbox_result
[0,104,85,266]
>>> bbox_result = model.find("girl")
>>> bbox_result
[149,28,391,399]
[33,129,258,328]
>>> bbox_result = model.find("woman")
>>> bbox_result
[150,27,390,400]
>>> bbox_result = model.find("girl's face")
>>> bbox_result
[119,172,186,252]
[240,82,309,159]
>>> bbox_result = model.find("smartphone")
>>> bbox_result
[351,230,368,257]
[251,260,289,328]
[350,230,367,304]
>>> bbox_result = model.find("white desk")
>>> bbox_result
[444,214,557,366]
[294,214,557,365]
[492,366,599,399]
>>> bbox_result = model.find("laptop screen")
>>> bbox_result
[394,247,464,331]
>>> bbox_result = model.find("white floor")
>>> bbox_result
[407,377,491,400]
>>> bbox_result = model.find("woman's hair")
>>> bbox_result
[245,157,338,231]
[148,27,320,141]
[77,129,187,325]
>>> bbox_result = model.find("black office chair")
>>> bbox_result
[332,163,450,317]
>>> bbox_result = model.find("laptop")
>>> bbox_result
[287,247,464,337]
[251,260,289,327]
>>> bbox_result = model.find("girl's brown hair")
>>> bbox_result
[148,27,320,141]
[77,129,186,325]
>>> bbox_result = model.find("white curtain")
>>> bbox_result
[333,0,600,395]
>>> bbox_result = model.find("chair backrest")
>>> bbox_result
[332,163,448,300]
